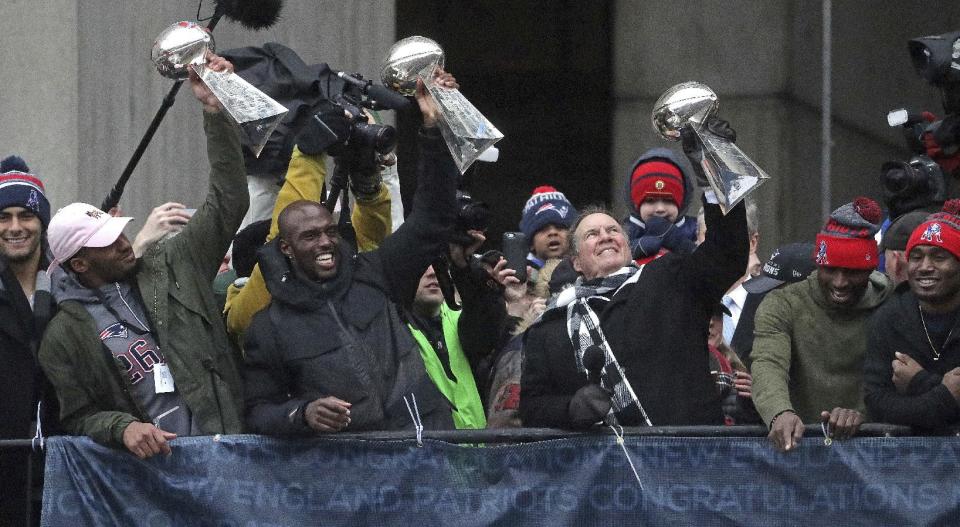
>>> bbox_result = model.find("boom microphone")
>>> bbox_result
[213,0,284,30]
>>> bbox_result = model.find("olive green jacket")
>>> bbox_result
[39,112,248,448]
[751,270,892,426]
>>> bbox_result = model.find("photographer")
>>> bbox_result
[407,235,508,430]
[241,71,462,434]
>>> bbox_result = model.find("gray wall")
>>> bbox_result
[4,1,960,253]
[0,0,394,232]
[612,0,960,259]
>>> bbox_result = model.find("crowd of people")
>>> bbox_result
[3,51,960,524]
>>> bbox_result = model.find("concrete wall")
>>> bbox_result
[612,0,960,259]
[0,0,80,210]
[0,0,394,232]
[4,1,960,253]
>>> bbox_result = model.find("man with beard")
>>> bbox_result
[865,201,960,429]
[241,72,462,434]
[520,120,749,429]
[38,53,247,459]
[752,198,893,451]
[0,156,57,526]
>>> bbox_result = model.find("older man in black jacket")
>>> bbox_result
[520,123,749,429]
[242,73,461,434]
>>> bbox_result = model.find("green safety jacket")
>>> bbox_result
[408,305,487,429]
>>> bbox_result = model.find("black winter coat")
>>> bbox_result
[520,199,748,427]
[864,283,960,429]
[0,258,58,526]
[242,128,458,434]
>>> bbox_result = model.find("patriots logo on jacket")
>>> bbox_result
[921,223,943,243]
[99,323,128,341]
[815,240,828,265]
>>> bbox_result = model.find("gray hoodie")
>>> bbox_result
[52,268,196,435]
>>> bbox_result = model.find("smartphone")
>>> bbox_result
[501,231,528,283]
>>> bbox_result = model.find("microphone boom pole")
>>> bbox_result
[100,12,225,211]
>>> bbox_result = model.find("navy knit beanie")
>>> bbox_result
[0,155,51,227]
[519,186,577,240]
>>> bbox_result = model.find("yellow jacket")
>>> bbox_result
[224,146,392,342]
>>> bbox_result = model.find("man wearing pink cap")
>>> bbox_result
[865,200,960,430]
[752,197,893,451]
[38,54,248,459]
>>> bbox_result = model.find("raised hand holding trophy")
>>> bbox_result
[652,82,770,214]
[152,21,287,157]
[381,36,503,173]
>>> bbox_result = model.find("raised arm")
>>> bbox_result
[168,54,248,282]
[372,73,459,306]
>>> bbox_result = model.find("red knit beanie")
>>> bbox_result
[813,197,881,270]
[630,160,684,208]
[905,199,960,261]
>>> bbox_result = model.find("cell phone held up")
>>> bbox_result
[502,231,528,283]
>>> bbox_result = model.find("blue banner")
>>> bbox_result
[42,434,960,526]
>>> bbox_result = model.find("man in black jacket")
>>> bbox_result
[0,157,58,527]
[865,201,960,429]
[242,73,461,434]
[520,122,749,428]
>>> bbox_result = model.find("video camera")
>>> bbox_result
[887,30,960,175]
[305,71,405,156]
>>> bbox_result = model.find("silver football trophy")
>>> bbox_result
[151,21,287,157]
[652,82,770,214]
[381,36,503,173]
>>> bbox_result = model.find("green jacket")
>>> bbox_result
[751,270,892,426]
[408,304,487,430]
[38,112,248,448]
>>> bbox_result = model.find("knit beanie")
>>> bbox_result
[519,186,577,240]
[630,159,685,209]
[906,199,960,261]
[0,155,50,227]
[813,197,881,269]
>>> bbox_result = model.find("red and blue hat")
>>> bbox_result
[813,197,881,270]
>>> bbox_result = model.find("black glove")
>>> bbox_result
[568,384,612,429]
[934,114,960,156]
[632,216,696,258]
[681,118,737,190]
[296,102,351,155]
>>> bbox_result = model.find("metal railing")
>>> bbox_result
[0,423,919,450]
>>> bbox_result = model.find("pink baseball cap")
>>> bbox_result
[47,203,133,274]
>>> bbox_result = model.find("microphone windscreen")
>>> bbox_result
[583,345,606,373]
[214,0,284,30]
[366,84,413,112]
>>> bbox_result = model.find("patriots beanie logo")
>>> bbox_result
[921,223,943,243]
[816,240,828,265]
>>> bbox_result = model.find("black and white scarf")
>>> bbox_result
[545,265,652,426]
